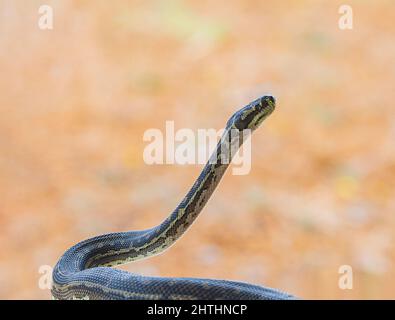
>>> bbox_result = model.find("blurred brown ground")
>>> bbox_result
[0,0,394,299]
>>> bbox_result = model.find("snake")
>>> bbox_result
[51,95,295,300]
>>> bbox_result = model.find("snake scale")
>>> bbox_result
[52,95,295,300]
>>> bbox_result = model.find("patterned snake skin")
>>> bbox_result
[52,95,296,300]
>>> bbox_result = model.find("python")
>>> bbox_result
[52,95,295,300]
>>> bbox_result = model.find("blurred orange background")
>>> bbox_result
[0,0,394,299]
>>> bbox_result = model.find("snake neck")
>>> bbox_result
[77,126,246,269]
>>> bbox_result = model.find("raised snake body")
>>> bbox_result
[52,95,295,300]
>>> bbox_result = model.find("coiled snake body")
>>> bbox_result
[52,95,295,300]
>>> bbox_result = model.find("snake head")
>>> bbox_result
[226,95,276,131]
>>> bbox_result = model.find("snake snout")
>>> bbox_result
[259,95,276,109]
